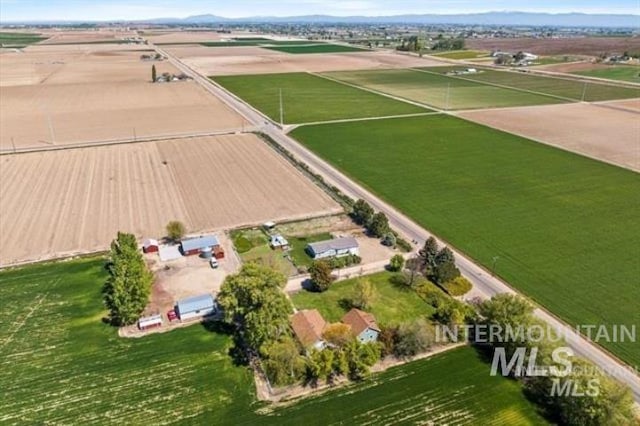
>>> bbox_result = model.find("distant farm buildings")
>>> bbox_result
[306,237,359,260]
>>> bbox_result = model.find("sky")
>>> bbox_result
[1,0,638,21]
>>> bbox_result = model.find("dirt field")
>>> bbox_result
[538,61,607,73]
[167,46,448,75]
[0,45,248,150]
[457,102,640,171]
[466,37,640,56]
[143,31,263,44]
[0,134,341,265]
[38,29,138,44]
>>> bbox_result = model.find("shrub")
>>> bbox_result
[382,233,396,247]
[394,319,435,358]
[443,276,473,296]
[165,220,186,242]
[395,238,412,252]
[309,260,334,292]
[388,254,405,272]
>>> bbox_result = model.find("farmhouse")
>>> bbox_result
[180,235,220,256]
[137,314,163,331]
[175,294,217,321]
[342,308,380,343]
[306,237,359,259]
[142,238,159,253]
[291,309,327,350]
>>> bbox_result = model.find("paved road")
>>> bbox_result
[155,44,640,403]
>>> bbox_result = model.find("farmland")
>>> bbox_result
[0,45,248,150]
[263,43,368,54]
[169,45,447,76]
[213,72,428,123]
[574,65,640,83]
[291,115,640,365]
[0,31,47,46]
[421,66,640,102]
[458,102,640,171]
[0,134,340,265]
[291,271,436,325]
[326,68,564,110]
[431,50,490,59]
[0,258,546,425]
[465,36,640,56]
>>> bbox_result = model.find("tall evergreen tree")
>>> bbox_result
[103,232,153,326]
[418,237,439,276]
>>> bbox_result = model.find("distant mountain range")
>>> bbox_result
[4,12,639,28]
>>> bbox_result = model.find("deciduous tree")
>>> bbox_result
[165,220,186,242]
[309,259,334,292]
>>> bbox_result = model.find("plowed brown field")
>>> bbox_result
[0,134,340,265]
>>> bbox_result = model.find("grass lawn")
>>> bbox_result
[291,115,640,366]
[231,229,297,276]
[263,44,369,54]
[574,65,640,84]
[285,232,332,268]
[0,31,47,46]
[212,72,428,123]
[421,66,640,101]
[325,68,565,110]
[291,271,435,325]
[1,259,546,424]
[431,50,490,59]
[261,346,547,425]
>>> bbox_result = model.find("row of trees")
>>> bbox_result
[352,199,390,238]
[476,295,636,425]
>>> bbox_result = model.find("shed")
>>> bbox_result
[342,308,380,343]
[143,238,159,253]
[307,237,359,259]
[213,245,225,260]
[158,245,182,262]
[181,235,220,256]
[270,234,289,250]
[175,294,216,321]
[138,314,163,330]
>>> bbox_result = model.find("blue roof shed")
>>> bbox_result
[176,294,216,318]
[181,235,220,253]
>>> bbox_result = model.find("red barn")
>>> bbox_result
[142,238,159,253]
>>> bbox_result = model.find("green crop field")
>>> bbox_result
[0,31,47,46]
[421,66,640,101]
[291,271,436,325]
[574,66,640,84]
[291,115,640,366]
[212,72,428,123]
[431,50,490,59]
[0,258,546,424]
[263,44,368,54]
[325,68,565,110]
[200,40,320,47]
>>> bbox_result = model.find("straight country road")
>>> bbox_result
[154,44,640,404]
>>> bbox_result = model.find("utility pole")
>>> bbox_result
[491,256,500,277]
[279,88,284,127]
[445,82,451,111]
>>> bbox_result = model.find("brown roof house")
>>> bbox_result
[342,308,380,344]
[291,309,327,350]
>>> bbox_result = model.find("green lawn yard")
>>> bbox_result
[263,44,368,54]
[285,232,333,268]
[1,257,548,424]
[291,115,640,366]
[212,72,428,124]
[325,68,565,110]
[421,66,640,101]
[291,271,435,325]
[574,65,640,84]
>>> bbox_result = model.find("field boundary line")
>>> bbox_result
[290,111,441,129]
[0,128,253,156]
[310,71,442,112]
[410,67,579,103]
[453,111,640,173]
